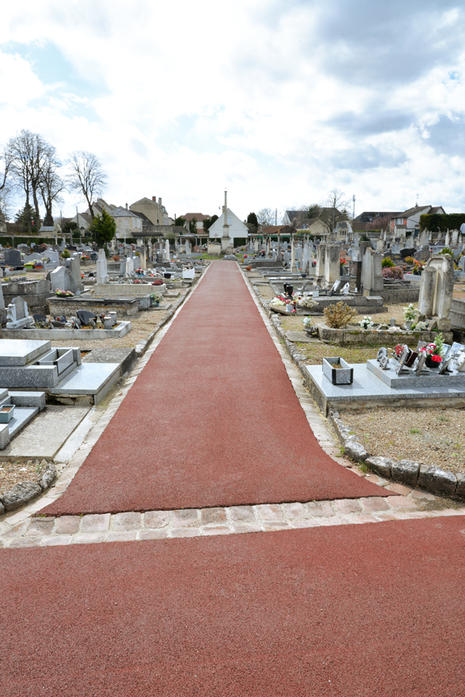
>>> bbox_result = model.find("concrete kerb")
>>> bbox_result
[244,268,465,503]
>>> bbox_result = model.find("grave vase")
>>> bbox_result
[425,355,441,369]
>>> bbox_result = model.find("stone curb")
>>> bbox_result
[0,461,56,513]
[328,409,464,500]
[245,272,465,503]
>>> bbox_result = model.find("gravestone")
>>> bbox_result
[50,266,69,292]
[164,239,171,263]
[316,243,326,282]
[6,297,34,329]
[361,248,383,296]
[418,254,454,321]
[96,249,108,285]
[68,256,83,293]
[324,245,341,285]
[125,257,135,277]
[5,249,21,267]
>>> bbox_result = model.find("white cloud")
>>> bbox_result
[2,0,465,220]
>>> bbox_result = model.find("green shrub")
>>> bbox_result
[382,256,395,268]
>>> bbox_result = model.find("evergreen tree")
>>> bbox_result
[89,209,116,248]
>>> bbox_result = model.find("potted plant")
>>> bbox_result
[420,333,444,368]
[403,303,417,330]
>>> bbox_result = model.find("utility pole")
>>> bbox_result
[352,195,356,221]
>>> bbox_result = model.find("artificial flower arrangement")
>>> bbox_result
[340,257,347,266]
[359,316,374,329]
[270,294,296,313]
[403,303,417,323]
[419,333,444,364]
[293,294,317,309]
[394,343,406,357]
[55,289,74,297]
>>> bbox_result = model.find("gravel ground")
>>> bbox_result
[343,408,465,474]
[0,459,48,495]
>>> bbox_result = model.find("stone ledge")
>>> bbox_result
[0,462,56,512]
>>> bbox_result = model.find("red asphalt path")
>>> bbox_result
[42,262,387,515]
[2,517,465,696]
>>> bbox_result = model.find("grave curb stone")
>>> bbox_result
[417,465,457,496]
[1,481,42,511]
[343,436,368,462]
[39,462,57,490]
[455,473,465,498]
[391,459,420,487]
[365,456,393,478]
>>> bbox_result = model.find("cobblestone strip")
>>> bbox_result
[2,489,465,548]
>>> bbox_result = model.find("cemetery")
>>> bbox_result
[242,226,465,498]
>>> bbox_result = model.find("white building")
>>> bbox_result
[208,192,248,245]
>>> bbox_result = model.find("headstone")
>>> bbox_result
[125,257,135,277]
[418,254,454,319]
[50,266,69,292]
[316,243,326,281]
[361,248,383,296]
[324,244,341,285]
[164,239,171,263]
[96,249,108,285]
[68,256,83,293]
[6,297,34,328]
[4,249,21,267]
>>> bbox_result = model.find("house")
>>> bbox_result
[388,205,446,240]
[282,207,348,235]
[208,205,248,245]
[130,196,171,226]
[181,213,211,232]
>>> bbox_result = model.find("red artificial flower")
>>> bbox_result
[431,354,442,363]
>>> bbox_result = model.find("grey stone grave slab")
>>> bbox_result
[0,339,50,366]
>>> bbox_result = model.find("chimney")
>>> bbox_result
[125,202,128,210]
[159,197,162,206]
[152,196,157,202]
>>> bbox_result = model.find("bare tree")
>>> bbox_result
[0,147,13,218]
[69,151,106,219]
[39,148,65,226]
[325,189,350,232]
[257,207,276,226]
[8,130,53,231]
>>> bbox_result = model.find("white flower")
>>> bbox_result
[359,316,373,329]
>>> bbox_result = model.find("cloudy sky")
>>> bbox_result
[1,0,465,222]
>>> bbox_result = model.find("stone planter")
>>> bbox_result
[0,404,15,423]
[322,357,353,385]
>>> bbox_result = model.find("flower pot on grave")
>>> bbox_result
[0,404,15,423]
[425,355,441,369]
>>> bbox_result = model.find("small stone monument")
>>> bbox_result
[361,248,383,296]
[6,297,34,328]
[96,249,108,285]
[418,254,454,326]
